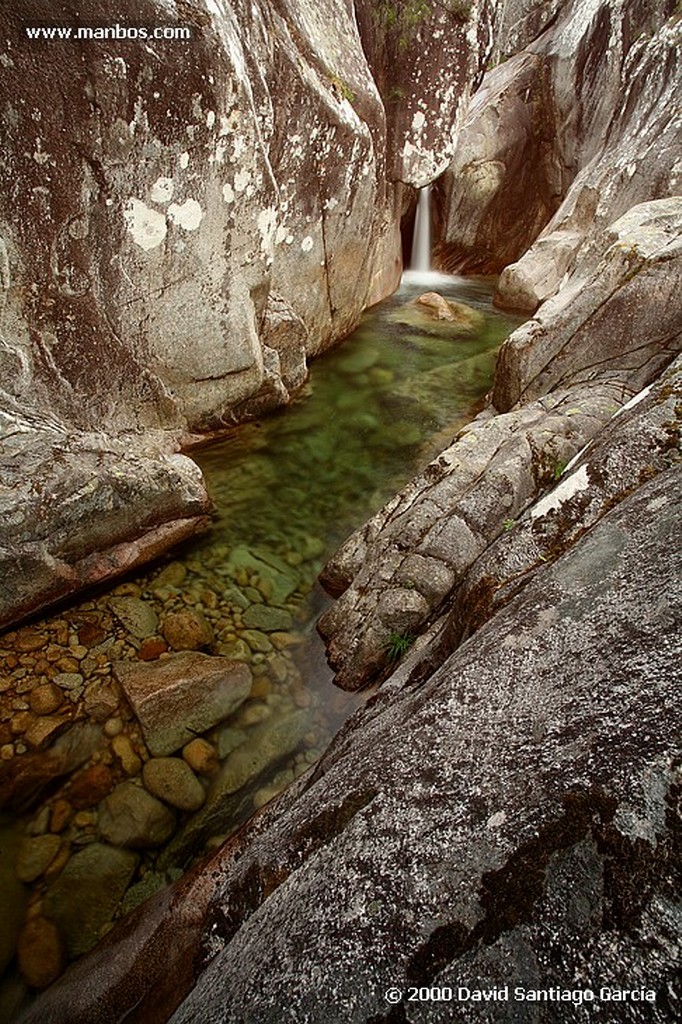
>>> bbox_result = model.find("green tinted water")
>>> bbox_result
[187,275,521,714]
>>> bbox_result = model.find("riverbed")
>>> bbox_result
[0,274,521,1003]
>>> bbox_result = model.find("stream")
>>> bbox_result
[0,274,522,1006]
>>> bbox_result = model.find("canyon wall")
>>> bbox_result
[0,0,493,627]
[14,1,681,1022]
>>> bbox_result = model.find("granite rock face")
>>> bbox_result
[492,198,682,411]
[318,380,627,689]
[0,424,212,630]
[18,467,681,1024]
[438,0,680,285]
[0,0,499,628]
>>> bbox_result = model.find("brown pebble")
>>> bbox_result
[29,683,64,716]
[182,737,219,775]
[43,842,71,881]
[11,711,34,735]
[56,656,80,674]
[68,763,114,809]
[18,916,66,989]
[50,798,73,833]
[24,715,71,750]
[78,623,107,648]
[250,676,273,700]
[162,609,214,652]
[15,629,47,653]
[138,637,168,661]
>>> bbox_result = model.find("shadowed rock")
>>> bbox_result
[18,468,681,1024]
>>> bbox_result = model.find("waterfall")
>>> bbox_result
[410,185,431,271]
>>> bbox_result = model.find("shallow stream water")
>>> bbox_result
[0,274,522,1005]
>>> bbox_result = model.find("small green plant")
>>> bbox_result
[329,73,354,103]
[551,459,567,481]
[374,0,471,53]
[503,518,516,531]
[385,631,415,662]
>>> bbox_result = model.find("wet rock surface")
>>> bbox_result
[318,379,627,690]
[113,653,252,757]
[18,467,680,1024]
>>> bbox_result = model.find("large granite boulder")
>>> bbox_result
[17,464,680,1023]
[0,0,395,434]
[317,378,625,689]
[0,422,212,629]
[492,198,682,411]
[437,0,680,284]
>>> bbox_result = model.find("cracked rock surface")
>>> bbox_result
[19,463,681,1024]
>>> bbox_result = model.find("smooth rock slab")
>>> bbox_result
[113,653,252,756]
[17,916,66,989]
[142,758,206,812]
[241,605,293,632]
[109,597,159,640]
[42,843,138,957]
[98,782,176,848]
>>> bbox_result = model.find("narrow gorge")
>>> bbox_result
[0,1,680,1022]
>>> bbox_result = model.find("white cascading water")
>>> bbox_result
[410,185,431,271]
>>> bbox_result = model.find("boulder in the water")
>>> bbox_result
[390,291,484,336]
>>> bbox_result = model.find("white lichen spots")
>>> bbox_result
[0,53,14,68]
[412,110,426,131]
[324,197,339,211]
[123,198,167,251]
[32,138,51,165]
[219,115,230,137]
[257,207,278,255]
[301,236,314,253]
[149,177,174,204]
[530,464,590,520]
[222,182,235,204]
[231,135,247,162]
[234,168,251,193]
[179,151,190,170]
[206,110,216,129]
[275,225,288,245]
[215,137,229,165]
[486,811,506,829]
[168,198,203,231]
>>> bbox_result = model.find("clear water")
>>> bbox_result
[0,275,522,1009]
[185,274,522,724]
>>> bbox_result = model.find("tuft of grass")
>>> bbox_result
[385,631,416,662]
[551,459,567,481]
